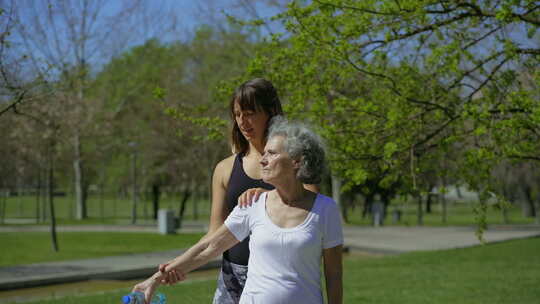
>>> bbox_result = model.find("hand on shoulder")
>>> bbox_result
[237,187,269,208]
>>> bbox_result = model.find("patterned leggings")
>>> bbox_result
[212,259,248,304]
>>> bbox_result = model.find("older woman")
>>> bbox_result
[133,117,343,304]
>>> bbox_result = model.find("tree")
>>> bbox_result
[225,0,538,228]
[8,0,179,220]
[91,25,259,223]
[91,38,196,222]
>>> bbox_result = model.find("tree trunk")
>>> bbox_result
[17,169,23,217]
[416,194,423,226]
[152,183,161,220]
[35,168,42,223]
[48,142,59,252]
[339,190,351,224]
[0,190,6,224]
[74,132,86,220]
[331,175,342,208]
[522,185,536,218]
[41,166,48,221]
[177,189,192,229]
[426,185,435,214]
[193,186,199,221]
[331,175,346,222]
[440,177,447,224]
[535,199,540,225]
[131,150,138,224]
[192,196,198,220]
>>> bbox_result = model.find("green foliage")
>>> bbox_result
[159,26,261,143]
[230,0,539,213]
[153,86,166,100]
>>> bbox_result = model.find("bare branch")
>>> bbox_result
[516,48,540,55]
[357,11,481,51]
[508,155,540,162]
[409,115,460,154]
[467,56,512,100]
[0,90,27,116]
[315,0,409,16]
[448,50,506,90]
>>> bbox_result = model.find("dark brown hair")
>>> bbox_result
[230,78,284,154]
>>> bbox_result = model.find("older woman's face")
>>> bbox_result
[260,135,297,184]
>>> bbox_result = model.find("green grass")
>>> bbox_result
[3,194,537,227]
[31,279,217,304]
[347,202,536,226]
[12,237,540,304]
[343,237,540,303]
[0,232,204,266]
[0,194,212,223]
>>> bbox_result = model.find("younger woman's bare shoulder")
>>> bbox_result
[215,154,236,172]
[214,154,237,186]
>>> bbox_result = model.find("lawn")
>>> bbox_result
[3,194,536,227]
[0,193,212,223]
[0,232,204,267]
[346,201,536,226]
[18,237,540,304]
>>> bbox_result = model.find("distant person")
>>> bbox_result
[132,117,343,304]
[161,78,316,303]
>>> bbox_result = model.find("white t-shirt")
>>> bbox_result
[224,192,343,304]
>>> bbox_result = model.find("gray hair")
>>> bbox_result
[268,116,326,184]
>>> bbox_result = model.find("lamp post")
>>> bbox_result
[128,141,138,224]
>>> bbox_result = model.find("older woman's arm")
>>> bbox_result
[323,245,343,304]
[132,225,239,302]
[165,224,239,273]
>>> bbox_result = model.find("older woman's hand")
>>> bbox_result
[132,273,161,304]
[158,263,186,285]
[237,188,267,208]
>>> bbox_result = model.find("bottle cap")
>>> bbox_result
[121,295,131,304]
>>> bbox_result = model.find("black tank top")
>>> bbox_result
[223,153,274,265]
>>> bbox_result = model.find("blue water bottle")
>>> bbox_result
[122,291,166,304]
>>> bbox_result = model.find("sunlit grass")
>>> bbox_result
[0,232,204,267]
[22,237,540,304]
[347,201,536,226]
[2,195,537,227]
[0,194,211,223]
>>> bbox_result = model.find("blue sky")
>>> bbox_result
[5,0,285,79]
[105,0,284,43]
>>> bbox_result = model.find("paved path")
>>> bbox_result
[1,223,539,291]
[343,224,540,254]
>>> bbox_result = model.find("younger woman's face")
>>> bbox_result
[233,101,270,142]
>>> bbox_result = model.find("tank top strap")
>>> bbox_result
[230,153,243,179]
